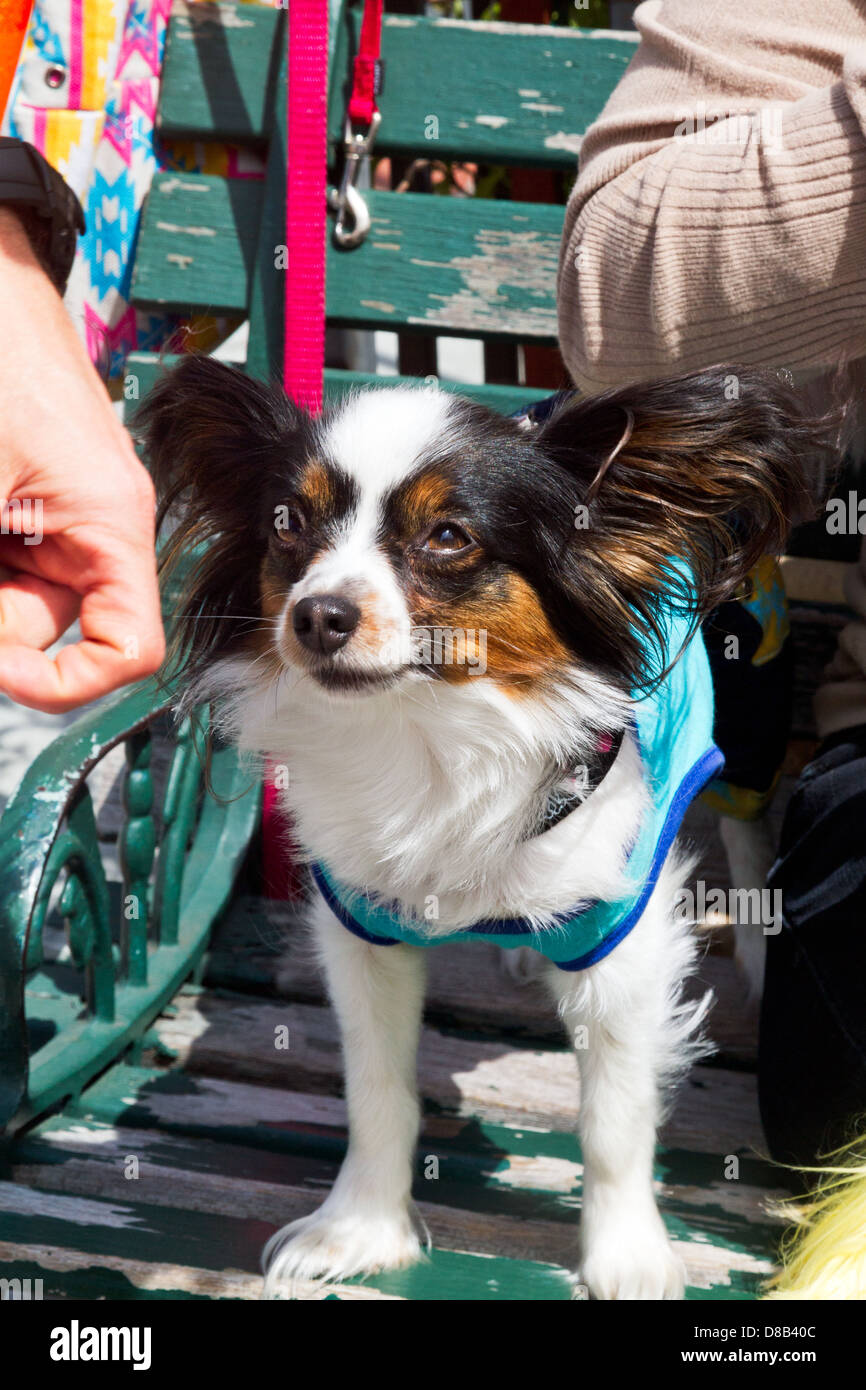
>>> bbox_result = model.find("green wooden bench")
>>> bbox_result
[0,1,809,1300]
[126,0,636,403]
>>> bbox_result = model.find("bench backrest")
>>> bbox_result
[128,0,637,411]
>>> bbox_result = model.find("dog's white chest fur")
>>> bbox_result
[210,656,642,933]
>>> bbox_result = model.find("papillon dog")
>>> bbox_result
[138,357,827,1300]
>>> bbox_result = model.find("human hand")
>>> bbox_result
[0,207,164,712]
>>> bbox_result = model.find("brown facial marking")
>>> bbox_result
[392,469,455,538]
[412,570,570,692]
[296,457,336,521]
[260,456,352,639]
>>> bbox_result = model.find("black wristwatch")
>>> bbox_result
[0,137,85,294]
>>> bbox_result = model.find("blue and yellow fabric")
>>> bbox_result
[701,554,792,821]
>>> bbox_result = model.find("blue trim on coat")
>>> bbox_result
[310,743,724,972]
[311,862,399,948]
[551,743,723,970]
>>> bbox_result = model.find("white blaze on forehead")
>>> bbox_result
[290,388,458,652]
[295,386,455,592]
[321,386,456,499]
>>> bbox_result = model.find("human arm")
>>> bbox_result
[0,206,164,712]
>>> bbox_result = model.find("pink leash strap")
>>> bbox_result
[267,0,383,897]
[282,0,329,415]
[347,0,384,127]
[264,0,330,897]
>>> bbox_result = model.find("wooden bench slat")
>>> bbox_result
[158,0,284,144]
[156,4,637,167]
[0,1239,402,1300]
[0,1179,402,1298]
[321,370,552,413]
[28,1110,788,1235]
[209,897,759,1066]
[131,172,264,315]
[0,1238,282,1301]
[131,181,561,339]
[26,1113,790,1246]
[157,2,636,167]
[10,1117,780,1292]
[66,1061,776,1189]
[330,14,637,169]
[125,353,553,416]
[0,1180,572,1301]
[327,190,561,338]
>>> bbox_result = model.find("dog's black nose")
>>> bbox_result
[292,595,360,655]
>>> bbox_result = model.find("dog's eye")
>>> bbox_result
[274,505,306,543]
[423,522,473,554]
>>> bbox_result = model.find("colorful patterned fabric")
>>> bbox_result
[2,0,263,378]
[3,0,173,376]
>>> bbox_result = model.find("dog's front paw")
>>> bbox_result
[580,1223,685,1300]
[262,1202,424,1296]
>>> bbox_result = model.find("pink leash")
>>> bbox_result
[263,0,383,896]
[348,0,384,127]
[262,0,330,896]
[282,0,329,414]
[283,0,384,414]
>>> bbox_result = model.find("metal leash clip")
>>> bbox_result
[328,111,381,249]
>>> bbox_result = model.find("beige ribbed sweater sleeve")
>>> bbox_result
[557,0,866,737]
[559,0,866,389]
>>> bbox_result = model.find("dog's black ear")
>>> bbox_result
[133,355,314,683]
[538,366,837,690]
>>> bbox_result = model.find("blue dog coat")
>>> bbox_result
[312,602,724,973]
